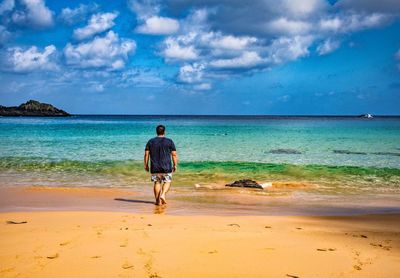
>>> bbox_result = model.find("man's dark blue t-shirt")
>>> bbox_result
[145,137,176,173]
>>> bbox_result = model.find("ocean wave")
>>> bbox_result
[0,157,399,179]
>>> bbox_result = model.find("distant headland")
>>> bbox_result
[0,100,70,117]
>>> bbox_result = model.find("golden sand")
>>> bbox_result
[1,210,399,278]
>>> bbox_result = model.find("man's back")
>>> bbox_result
[145,137,176,173]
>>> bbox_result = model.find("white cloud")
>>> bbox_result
[0,0,14,15]
[64,31,136,70]
[73,12,118,40]
[282,0,328,17]
[59,3,98,25]
[128,0,160,20]
[267,18,311,35]
[319,13,389,34]
[317,39,341,55]
[163,36,198,60]
[267,36,313,64]
[319,17,342,32]
[210,51,264,69]
[178,63,205,83]
[1,44,58,72]
[11,0,54,28]
[136,16,179,35]
[208,34,257,50]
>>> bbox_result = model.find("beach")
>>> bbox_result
[1,186,400,277]
[1,116,400,277]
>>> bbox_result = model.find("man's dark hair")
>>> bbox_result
[156,125,165,135]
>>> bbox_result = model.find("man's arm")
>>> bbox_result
[171,151,178,172]
[144,150,150,172]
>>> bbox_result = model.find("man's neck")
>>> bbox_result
[157,135,165,138]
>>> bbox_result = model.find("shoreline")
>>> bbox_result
[1,185,400,216]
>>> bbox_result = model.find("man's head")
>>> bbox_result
[156,125,165,136]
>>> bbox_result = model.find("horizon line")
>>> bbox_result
[70,114,400,117]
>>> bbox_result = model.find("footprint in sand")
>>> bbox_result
[208,250,218,254]
[91,255,101,259]
[149,273,162,278]
[353,265,362,271]
[264,226,272,229]
[120,239,128,247]
[370,242,391,251]
[59,241,70,246]
[122,262,134,269]
[47,253,59,259]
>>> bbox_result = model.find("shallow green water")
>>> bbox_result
[0,116,399,194]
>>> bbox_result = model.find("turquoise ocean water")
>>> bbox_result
[0,115,400,214]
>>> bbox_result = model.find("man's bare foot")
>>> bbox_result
[155,198,161,206]
[160,195,167,205]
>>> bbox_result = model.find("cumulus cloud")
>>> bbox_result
[136,16,179,35]
[267,18,311,35]
[267,35,313,64]
[322,13,390,33]
[11,0,54,28]
[317,39,341,55]
[1,44,58,73]
[178,63,204,83]
[210,51,264,69]
[163,36,198,60]
[129,0,180,36]
[64,31,136,70]
[128,0,160,20]
[282,0,329,18]
[208,34,257,50]
[73,12,118,40]
[59,3,98,25]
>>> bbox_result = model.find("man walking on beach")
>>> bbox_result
[144,125,177,205]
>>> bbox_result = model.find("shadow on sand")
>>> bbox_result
[114,198,155,205]
[114,198,167,214]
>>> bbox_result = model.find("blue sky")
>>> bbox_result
[0,0,399,115]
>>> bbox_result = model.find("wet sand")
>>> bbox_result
[0,186,400,277]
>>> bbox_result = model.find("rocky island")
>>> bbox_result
[0,100,70,117]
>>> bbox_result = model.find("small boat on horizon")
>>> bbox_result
[360,113,373,119]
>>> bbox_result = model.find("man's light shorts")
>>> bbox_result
[151,173,172,183]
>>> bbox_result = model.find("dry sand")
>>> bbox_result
[1,212,400,277]
[0,186,399,277]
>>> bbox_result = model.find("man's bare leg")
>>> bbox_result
[153,182,162,205]
[160,182,171,204]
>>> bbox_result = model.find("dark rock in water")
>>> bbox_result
[269,148,302,154]
[371,152,400,157]
[0,100,70,117]
[333,149,367,155]
[225,179,263,189]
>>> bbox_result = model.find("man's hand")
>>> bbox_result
[173,165,177,172]
[144,150,150,172]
